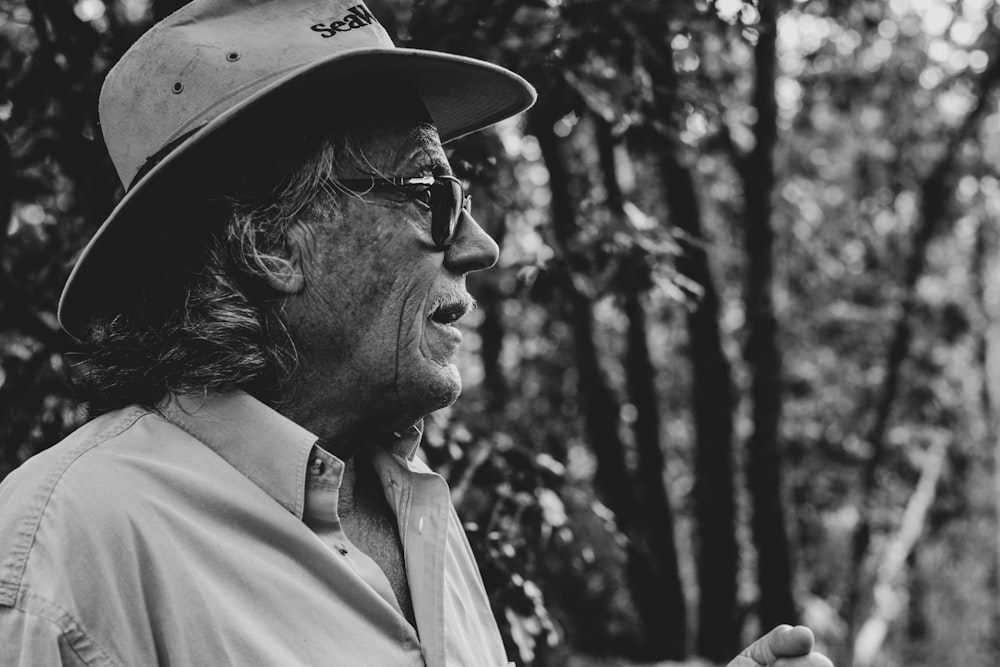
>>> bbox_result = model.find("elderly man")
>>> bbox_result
[0,1,833,665]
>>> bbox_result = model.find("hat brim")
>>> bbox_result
[58,48,536,339]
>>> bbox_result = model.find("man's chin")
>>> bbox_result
[398,363,462,417]
[428,364,463,408]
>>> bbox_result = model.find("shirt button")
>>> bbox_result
[309,457,325,476]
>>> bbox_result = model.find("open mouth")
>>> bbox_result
[429,298,473,325]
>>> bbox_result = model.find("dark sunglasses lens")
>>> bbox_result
[431,179,463,247]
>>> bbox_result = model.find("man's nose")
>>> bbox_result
[443,210,499,274]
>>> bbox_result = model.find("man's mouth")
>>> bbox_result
[429,297,474,326]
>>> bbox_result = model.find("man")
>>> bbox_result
[0,0,833,665]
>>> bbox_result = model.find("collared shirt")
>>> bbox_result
[0,392,510,666]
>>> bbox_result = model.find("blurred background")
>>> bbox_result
[3,0,1000,665]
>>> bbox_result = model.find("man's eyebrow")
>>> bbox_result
[397,145,448,173]
[395,153,449,178]
[416,156,450,176]
[392,126,450,175]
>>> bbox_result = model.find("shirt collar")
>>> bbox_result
[387,420,424,461]
[160,391,426,519]
[162,391,317,519]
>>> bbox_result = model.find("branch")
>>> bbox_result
[854,14,1000,573]
[851,437,949,667]
[842,11,1000,648]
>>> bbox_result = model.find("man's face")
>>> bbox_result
[285,121,499,433]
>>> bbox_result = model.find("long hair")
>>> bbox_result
[74,91,435,415]
[73,110,355,414]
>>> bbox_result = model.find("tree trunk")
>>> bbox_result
[660,145,741,662]
[631,12,742,660]
[740,0,798,628]
[475,186,510,416]
[622,279,688,659]
[630,12,743,658]
[597,118,688,659]
[479,281,508,414]
[531,103,677,659]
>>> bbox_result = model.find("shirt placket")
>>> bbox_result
[302,447,407,618]
[376,450,450,667]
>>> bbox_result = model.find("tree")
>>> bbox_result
[10,0,1000,664]
[737,0,798,629]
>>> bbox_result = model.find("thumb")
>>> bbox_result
[740,625,815,664]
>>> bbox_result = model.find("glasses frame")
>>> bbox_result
[334,174,471,249]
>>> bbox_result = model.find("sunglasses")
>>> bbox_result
[334,175,470,249]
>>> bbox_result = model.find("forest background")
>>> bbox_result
[2,0,1000,665]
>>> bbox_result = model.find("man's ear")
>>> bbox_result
[260,221,311,295]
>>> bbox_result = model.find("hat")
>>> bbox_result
[58,0,536,339]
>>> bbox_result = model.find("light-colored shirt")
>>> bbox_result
[0,391,510,666]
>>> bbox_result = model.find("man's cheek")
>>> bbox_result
[396,318,424,359]
[392,286,431,358]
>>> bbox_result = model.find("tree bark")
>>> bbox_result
[597,118,688,659]
[630,11,741,660]
[474,182,510,415]
[659,145,741,662]
[530,101,679,659]
[479,281,508,414]
[740,0,798,628]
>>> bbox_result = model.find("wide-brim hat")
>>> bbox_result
[58,0,536,340]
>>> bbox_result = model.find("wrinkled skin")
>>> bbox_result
[277,121,498,456]
[729,625,835,667]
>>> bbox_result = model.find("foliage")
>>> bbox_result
[6,0,1000,665]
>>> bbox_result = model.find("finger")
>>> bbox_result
[741,625,815,663]
[727,658,761,667]
[727,657,767,667]
[773,652,835,667]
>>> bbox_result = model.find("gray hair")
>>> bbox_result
[76,99,435,415]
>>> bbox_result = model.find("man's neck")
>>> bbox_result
[335,457,361,517]
[276,392,418,463]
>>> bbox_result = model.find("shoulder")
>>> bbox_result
[0,407,186,604]
[0,407,162,518]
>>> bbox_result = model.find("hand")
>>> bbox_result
[726,625,834,667]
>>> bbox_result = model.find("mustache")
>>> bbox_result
[428,291,477,316]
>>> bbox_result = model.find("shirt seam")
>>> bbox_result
[293,441,310,519]
[9,580,122,666]
[397,475,412,548]
[432,484,449,667]
[0,409,148,607]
